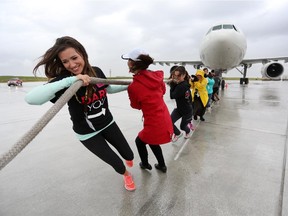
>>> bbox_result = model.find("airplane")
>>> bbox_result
[154,23,288,85]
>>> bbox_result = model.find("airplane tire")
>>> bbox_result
[244,78,249,84]
[240,78,244,85]
[221,79,225,90]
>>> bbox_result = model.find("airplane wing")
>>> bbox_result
[154,57,288,73]
[238,57,288,81]
[153,60,203,68]
[240,57,288,65]
[154,57,288,67]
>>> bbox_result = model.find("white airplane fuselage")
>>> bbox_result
[199,25,247,71]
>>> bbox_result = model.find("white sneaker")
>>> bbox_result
[171,133,183,142]
[184,130,193,139]
[207,107,212,113]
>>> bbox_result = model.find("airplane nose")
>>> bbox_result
[200,31,246,70]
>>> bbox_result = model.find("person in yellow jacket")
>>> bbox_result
[190,69,208,121]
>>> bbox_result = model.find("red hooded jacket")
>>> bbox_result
[128,69,173,144]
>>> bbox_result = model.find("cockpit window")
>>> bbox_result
[212,25,222,31]
[207,24,239,35]
[223,24,239,32]
[223,24,233,29]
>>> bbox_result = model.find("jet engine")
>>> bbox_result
[261,61,284,79]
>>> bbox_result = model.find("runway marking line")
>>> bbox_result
[174,120,201,161]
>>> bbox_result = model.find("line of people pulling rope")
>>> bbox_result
[168,65,221,142]
[25,36,220,192]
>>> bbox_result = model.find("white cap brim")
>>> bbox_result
[121,48,148,61]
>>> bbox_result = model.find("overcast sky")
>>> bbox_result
[1,0,288,78]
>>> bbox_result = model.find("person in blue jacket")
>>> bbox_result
[25,36,136,191]
[204,68,215,112]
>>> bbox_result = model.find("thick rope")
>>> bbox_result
[0,78,131,171]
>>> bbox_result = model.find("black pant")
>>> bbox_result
[193,96,206,117]
[81,122,134,175]
[135,136,166,167]
[171,108,192,135]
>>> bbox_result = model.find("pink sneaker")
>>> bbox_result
[188,122,196,131]
[125,160,133,167]
[171,133,183,143]
[184,130,193,139]
[123,174,136,191]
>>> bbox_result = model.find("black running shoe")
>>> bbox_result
[139,162,152,170]
[154,164,167,173]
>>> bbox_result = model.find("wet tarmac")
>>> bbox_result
[0,80,288,216]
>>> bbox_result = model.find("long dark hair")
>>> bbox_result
[171,66,190,82]
[33,36,96,79]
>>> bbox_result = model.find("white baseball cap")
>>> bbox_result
[121,48,148,61]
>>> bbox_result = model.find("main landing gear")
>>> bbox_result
[238,63,249,85]
[240,77,249,85]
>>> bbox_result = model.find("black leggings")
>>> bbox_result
[171,108,192,135]
[135,136,165,167]
[193,96,206,117]
[80,122,134,175]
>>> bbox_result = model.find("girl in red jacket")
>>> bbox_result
[122,48,173,173]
